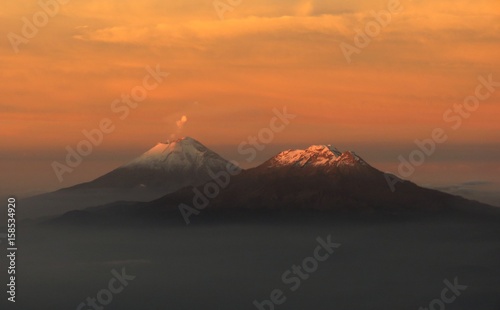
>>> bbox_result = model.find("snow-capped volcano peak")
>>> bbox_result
[267,144,366,168]
[305,145,342,156]
[124,136,229,171]
[269,144,341,168]
[29,137,237,216]
[336,151,366,166]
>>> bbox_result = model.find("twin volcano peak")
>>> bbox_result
[25,137,377,219]
[124,137,367,172]
[268,144,367,168]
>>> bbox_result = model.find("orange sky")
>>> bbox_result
[0,0,499,201]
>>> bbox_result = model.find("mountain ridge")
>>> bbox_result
[22,137,499,222]
[129,143,500,225]
[20,137,237,219]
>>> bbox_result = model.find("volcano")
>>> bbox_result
[104,143,498,225]
[21,137,237,219]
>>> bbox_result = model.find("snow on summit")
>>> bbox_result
[268,144,366,168]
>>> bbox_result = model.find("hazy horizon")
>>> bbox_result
[1,138,499,207]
